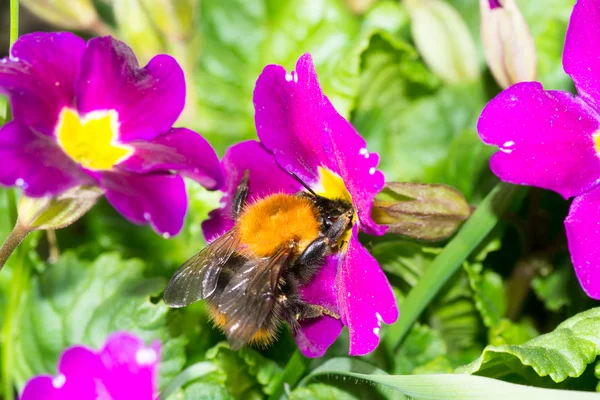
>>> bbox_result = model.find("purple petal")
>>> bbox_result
[336,226,398,356]
[0,121,93,197]
[21,332,160,400]
[119,127,223,190]
[0,32,85,135]
[563,0,600,110]
[202,140,300,241]
[565,186,600,299]
[95,332,160,399]
[295,255,344,357]
[101,172,187,236]
[295,317,344,358]
[299,255,339,311]
[488,0,502,9]
[478,82,600,199]
[253,53,386,236]
[76,36,185,142]
[21,377,63,400]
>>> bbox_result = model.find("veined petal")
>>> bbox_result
[76,36,185,142]
[0,32,85,135]
[202,140,301,241]
[563,0,600,111]
[253,53,385,236]
[478,82,600,199]
[0,121,92,197]
[102,172,187,236]
[295,255,343,357]
[565,186,600,299]
[119,128,223,190]
[336,226,398,356]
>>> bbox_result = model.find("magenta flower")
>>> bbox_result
[0,32,223,236]
[21,332,160,400]
[477,0,600,299]
[203,54,398,357]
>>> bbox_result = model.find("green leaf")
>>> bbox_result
[394,323,447,374]
[385,183,520,351]
[11,252,185,390]
[290,384,362,400]
[301,358,600,399]
[194,0,364,153]
[464,260,506,328]
[531,263,572,312]
[456,307,600,383]
[488,318,539,347]
[423,129,496,201]
[203,343,284,398]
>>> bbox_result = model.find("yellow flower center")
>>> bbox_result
[594,131,600,156]
[55,108,133,171]
[313,167,358,245]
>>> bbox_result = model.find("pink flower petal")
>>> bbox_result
[101,172,187,236]
[119,127,223,190]
[253,53,386,236]
[76,37,185,142]
[478,81,600,199]
[0,32,85,136]
[565,186,600,299]
[336,226,398,356]
[201,140,301,241]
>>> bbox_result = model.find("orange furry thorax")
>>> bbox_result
[236,193,321,258]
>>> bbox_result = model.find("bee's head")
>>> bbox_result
[311,196,354,230]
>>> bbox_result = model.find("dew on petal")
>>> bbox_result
[135,347,158,366]
[52,374,66,389]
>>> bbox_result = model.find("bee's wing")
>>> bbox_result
[217,246,294,350]
[164,230,240,307]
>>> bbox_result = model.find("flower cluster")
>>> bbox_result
[5,30,399,396]
[0,32,223,236]
[478,0,600,299]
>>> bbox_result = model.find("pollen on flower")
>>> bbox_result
[55,107,133,171]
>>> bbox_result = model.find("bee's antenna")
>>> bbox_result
[288,171,317,196]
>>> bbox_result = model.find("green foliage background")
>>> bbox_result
[1,0,598,398]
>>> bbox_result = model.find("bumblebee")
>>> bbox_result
[164,171,354,349]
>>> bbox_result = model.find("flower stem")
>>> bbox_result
[384,182,519,351]
[1,233,30,400]
[0,223,30,272]
[9,0,18,46]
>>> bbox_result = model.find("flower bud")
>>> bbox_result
[405,0,479,84]
[372,182,471,241]
[18,186,103,231]
[479,0,537,88]
[21,0,101,32]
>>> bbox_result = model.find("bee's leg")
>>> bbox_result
[296,303,340,320]
[295,213,352,283]
[232,170,250,218]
